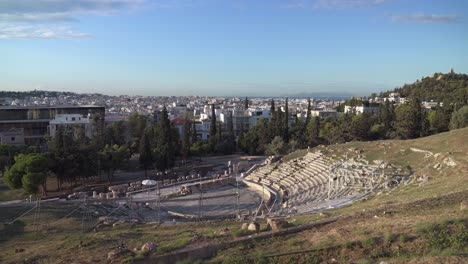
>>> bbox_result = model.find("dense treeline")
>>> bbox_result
[381,72,468,108]
[238,95,466,157]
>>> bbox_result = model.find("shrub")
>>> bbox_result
[355,228,366,236]
[384,231,396,245]
[449,105,468,130]
[361,236,375,248]
[342,240,353,249]
[415,222,435,235]
[398,234,409,243]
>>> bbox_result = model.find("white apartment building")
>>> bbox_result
[48,114,94,139]
[344,105,379,115]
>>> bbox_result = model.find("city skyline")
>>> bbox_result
[2,0,467,96]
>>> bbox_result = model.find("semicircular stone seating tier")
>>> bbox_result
[245,151,396,214]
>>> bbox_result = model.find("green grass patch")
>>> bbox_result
[356,258,371,264]
[361,236,375,248]
[157,238,191,254]
[286,238,304,247]
[383,231,396,245]
[232,228,255,237]
[415,222,436,235]
[342,240,353,249]
[415,218,467,250]
[398,234,409,243]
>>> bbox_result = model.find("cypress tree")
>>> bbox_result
[192,119,198,144]
[313,116,320,139]
[139,129,152,177]
[153,106,176,171]
[181,115,192,159]
[227,111,236,152]
[244,97,249,110]
[269,99,276,139]
[209,104,217,152]
[284,97,289,142]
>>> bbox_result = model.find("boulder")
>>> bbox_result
[241,223,249,230]
[247,222,260,232]
[266,218,289,231]
[141,242,157,253]
[443,157,457,167]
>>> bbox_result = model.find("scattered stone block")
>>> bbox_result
[247,222,260,232]
[141,242,157,253]
[266,218,290,231]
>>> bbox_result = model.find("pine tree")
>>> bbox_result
[395,98,424,139]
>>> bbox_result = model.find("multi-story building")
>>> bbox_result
[48,114,94,139]
[0,128,25,145]
[344,105,379,115]
[310,109,339,118]
[247,109,270,127]
[220,109,251,136]
[0,105,105,145]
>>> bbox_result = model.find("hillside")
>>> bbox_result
[206,128,468,263]
[382,71,468,105]
[0,129,467,264]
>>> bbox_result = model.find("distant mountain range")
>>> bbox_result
[2,72,466,103]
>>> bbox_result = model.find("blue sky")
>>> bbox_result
[1,0,467,96]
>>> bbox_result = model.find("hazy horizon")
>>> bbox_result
[2,0,467,96]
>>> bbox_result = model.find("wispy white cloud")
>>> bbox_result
[0,0,148,40]
[281,2,306,9]
[280,0,389,10]
[0,0,147,22]
[314,0,389,9]
[0,25,92,39]
[391,12,461,23]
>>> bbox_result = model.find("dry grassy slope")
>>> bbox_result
[312,127,468,207]
[207,129,468,264]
